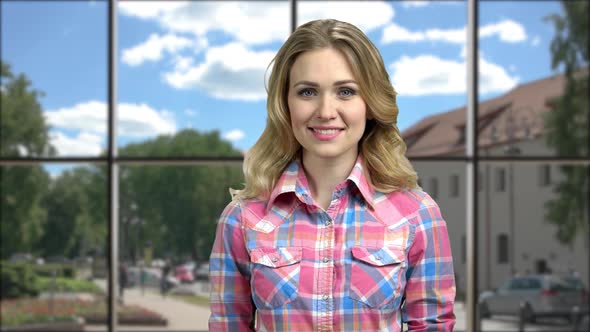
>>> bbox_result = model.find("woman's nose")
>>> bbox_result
[316,97,337,119]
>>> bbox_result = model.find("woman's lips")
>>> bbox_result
[308,127,343,141]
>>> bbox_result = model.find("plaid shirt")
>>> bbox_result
[209,156,455,331]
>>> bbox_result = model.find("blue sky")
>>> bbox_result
[1,0,563,175]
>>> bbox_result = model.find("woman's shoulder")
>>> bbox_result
[218,196,270,223]
[379,187,440,214]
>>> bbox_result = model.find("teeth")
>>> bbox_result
[312,128,339,134]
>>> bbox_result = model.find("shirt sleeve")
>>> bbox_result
[209,200,255,332]
[402,194,456,331]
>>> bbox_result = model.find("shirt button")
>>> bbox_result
[325,220,332,226]
[322,294,330,301]
[374,255,382,261]
[322,257,330,263]
[271,257,279,263]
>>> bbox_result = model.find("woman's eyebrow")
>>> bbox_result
[293,79,358,88]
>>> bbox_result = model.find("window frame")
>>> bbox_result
[1,1,588,332]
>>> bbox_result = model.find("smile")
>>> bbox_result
[308,127,343,141]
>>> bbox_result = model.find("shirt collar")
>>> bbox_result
[267,154,376,210]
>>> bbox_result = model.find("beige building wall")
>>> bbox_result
[412,136,588,294]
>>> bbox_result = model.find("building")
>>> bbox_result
[402,72,589,293]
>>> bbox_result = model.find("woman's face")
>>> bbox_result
[287,48,367,164]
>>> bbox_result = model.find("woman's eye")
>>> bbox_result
[339,88,355,97]
[298,88,315,97]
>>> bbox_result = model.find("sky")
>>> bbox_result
[1,0,564,176]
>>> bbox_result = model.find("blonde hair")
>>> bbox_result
[235,19,418,200]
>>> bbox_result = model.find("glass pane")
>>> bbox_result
[1,164,108,331]
[117,1,290,157]
[479,1,589,157]
[0,1,108,158]
[411,161,466,330]
[117,164,243,331]
[478,162,589,331]
[297,1,467,157]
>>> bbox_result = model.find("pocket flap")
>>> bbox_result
[250,247,302,268]
[351,247,404,266]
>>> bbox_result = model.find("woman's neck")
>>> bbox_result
[301,151,358,210]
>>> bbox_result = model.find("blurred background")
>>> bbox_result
[1,1,588,331]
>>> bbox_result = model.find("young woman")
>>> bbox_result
[209,19,455,331]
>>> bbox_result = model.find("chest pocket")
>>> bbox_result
[349,246,406,308]
[250,247,302,309]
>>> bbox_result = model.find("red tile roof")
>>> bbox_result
[402,72,571,157]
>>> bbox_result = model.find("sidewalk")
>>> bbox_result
[121,288,209,331]
[87,279,210,331]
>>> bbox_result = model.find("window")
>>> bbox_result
[495,167,506,192]
[429,177,438,199]
[450,174,460,197]
[498,233,509,264]
[539,164,551,186]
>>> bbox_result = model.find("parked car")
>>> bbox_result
[175,262,195,283]
[194,262,209,281]
[479,274,588,323]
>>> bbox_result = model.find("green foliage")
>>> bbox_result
[36,276,102,294]
[1,61,53,259]
[0,62,55,157]
[1,59,243,271]
[543,1,589,245]
[119,129,244,262]
[32,263,77,279]
[39,167,106,259]
[0,262,40,298]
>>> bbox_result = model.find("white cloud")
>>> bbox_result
[382,19,526,45]
[45,101,176,137]
[163,42,276,101]
[44,101,178,156]
[381,23,426,43]
[119,2,289,46]
[49,131,103,156]
[479,19,527,43]
[531,36,541,47]
[122,33,194,66]
[118,103,177,137]
[45,101,107,134]
[298,2,394,33]
[389,54,519,96]
[223,129,245,142]
[382,22,465,44]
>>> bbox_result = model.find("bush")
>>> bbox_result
[0,262,40,298]
[37,277,102,294]
[32,263,76,279]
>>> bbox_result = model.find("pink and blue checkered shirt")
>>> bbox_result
[209,156,456,331]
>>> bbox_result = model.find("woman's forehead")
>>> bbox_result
[289,48,356,84]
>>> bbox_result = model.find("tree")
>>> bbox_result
[0,61,54,258]
[543,1,589,246]
[38,167,106,259]
[119,129,243,263]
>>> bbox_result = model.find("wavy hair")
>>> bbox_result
[234,19,418,200]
